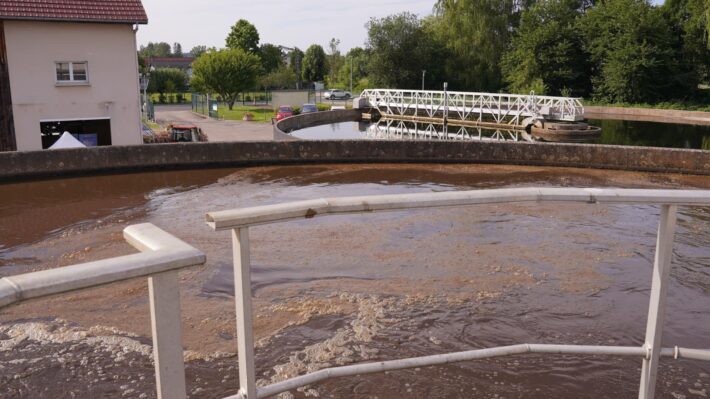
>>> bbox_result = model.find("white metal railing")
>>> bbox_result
[205,187,710,399]
[359,89,585,126]
[0,223,206,399]
[365,119,530,142]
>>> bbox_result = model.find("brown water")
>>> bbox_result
[1,164,709,398]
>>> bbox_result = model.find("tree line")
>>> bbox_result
[143,0,710,108]
[367,0,709,104]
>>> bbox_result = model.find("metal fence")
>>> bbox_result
[192,93,219,118]
[206,187,710,399]
[2,188,709,399]
[359,89,585,126]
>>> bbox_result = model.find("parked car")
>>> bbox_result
[301,103,318,114]
[324,89,351,100]
[275,105,294,121]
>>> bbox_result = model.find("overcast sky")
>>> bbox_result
[137,0,665,54]
[137,0,436,53]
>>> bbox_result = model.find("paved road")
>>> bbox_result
[154,105,274,142]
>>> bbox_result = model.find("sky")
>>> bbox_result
[137,0,435,53]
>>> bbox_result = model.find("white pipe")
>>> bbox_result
[241,344,645,399]
[220,344,710,399]
[206,187,710,230]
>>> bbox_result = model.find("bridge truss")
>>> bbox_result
[359,89,585,127]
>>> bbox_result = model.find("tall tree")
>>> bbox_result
[434,0,526,91]
[289,47,304,80]
[190,48,262,110]
[336,47,370,90]
[502,0,591,96]
[172,42,183,57]
[302,44,327,82]
[226,19,260,53]
[366,13,443,89]
[190,45,208,59]
[259,44,284,74]
[139,42,172,58]
[326,38,345,87]
[663,0,710,88]
[147,68,189,94]
[579,0,681,102]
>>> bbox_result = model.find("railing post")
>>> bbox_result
[233,228,257,398]
[149,270,187,399]
[638,205,678,399]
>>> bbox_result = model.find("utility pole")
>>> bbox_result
[422,70,426,91]
[350,57,353,94]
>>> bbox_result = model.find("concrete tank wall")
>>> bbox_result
[0,139,708,181]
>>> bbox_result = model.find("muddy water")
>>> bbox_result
[1,164,709,399]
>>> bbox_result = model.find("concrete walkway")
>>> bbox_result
[584,105,710,126]
[155,105,274,142]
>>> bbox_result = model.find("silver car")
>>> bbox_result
[323,89,351,100]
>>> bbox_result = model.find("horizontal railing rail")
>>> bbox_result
[359,89,586,124]
[206,187,710,399]
[0,223,206,399]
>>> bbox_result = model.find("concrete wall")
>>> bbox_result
[3,21,142,151]
[273,109,361,140]
[271,91,310,111]
[0,139,708,181]
[585,106,710,126]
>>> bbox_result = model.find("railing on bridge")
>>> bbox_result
[365,119,529,142]
[359,89,585,126]
[2,188,709,399]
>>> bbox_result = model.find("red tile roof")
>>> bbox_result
[0,0,148,24]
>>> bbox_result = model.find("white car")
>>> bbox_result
[324,89,351,100]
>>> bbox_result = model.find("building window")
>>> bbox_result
[55,62,88,84]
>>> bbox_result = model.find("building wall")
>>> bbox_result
[3,21,142,151]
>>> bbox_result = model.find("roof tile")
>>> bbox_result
[0,0,148,24]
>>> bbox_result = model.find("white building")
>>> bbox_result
[0,0,148,151]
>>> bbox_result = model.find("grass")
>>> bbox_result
[217,105,274,123]
[582,99,710,112]
[142,118,162,131]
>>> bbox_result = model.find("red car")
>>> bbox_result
[275,105,294,121]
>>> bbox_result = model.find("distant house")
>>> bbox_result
[0,0,148,151]
[145,57,195,78]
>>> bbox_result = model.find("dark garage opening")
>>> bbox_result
[40,118,111,149]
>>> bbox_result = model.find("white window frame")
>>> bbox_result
[55,61,89,86]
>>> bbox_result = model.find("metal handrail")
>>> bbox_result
[207,187,710,399]
[0,223,206,399]
[359,89,585,124]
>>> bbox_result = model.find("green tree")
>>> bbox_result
[579,0,680,102]
[259,44,284,74]
[366,13,443,89]
[502,0,591,96]
[226,19,260,53]
[336,47,370,90]
[139,42,172,58]
[259,66,297,89]
[288,47,305,88]
[663,0,710,88]
[190,45,208,58]
[302,44,327,82]
[326,38,345,87]
[172,42,183,57]
[190,48,262,110]
[147,68,189,94]
[434,0,526,91]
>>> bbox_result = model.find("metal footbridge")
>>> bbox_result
[358,89,585,128]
